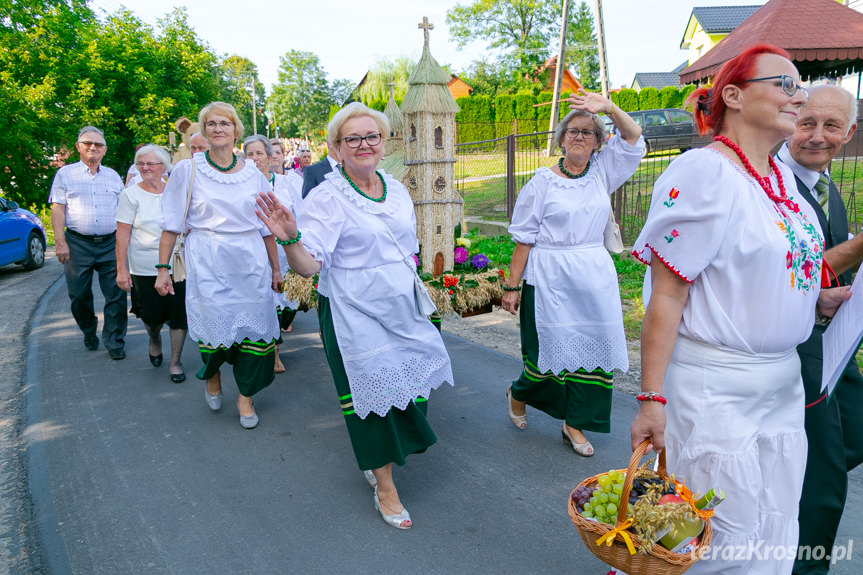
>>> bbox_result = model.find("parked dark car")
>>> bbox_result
[627,108,696,153]
[0,196,46,270]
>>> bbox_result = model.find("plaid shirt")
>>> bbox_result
[49,161,124,235]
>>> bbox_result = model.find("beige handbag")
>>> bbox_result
[603,197,624,254]
[170,160,195,282]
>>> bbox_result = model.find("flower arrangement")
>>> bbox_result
[280,234,512,316]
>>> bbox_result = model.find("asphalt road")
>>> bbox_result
[2,255,862,574]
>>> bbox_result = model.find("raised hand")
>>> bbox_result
[566,90,613,115]
[256,191,297,242]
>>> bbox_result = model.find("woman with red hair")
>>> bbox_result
[630,45,849,573]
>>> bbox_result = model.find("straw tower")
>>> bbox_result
[401,17,462,276]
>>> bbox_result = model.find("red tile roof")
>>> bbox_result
[680,0,863,83]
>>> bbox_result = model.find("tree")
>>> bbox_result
[447,0,558,82]
[461,59,509,97]
[268,50,339,138]
[220,55,268,137]
[566,2,599,91]
[355,57,415,105]
[0,0,96,206]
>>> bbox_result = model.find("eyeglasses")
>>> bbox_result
[135,162,162,169]
[565,128,596,140]
[205,121,234,130]
[740,75,809,100]
[78,141,106,148]
[340,133,382,148]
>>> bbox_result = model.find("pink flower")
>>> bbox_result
[412,254,419,267]
[786,251,793,269]
[454,246,468,264]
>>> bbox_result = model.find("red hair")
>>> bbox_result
[685,44,792,136]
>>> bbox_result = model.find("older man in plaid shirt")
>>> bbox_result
[50,126,127,359]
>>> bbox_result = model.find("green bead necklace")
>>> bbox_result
[340,166,387,202]
[205,150,238,172]
[558,157,590,179]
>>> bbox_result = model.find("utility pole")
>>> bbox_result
[250,76,258,135]
[593,0,610,97]
[547,0,573,157]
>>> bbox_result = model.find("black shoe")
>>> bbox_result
[84,336,99,351]
[109,348,126,360]
[170,372,186,383]
[149,354,163,367]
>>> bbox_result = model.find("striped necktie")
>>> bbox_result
[814,173,830,218]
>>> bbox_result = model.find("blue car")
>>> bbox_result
[0,196,46,270]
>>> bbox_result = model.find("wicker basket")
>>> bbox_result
[568,439,713,575]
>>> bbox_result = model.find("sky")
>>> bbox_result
[89,0,767,92]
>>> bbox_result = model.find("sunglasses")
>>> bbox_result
[740,75,809,100]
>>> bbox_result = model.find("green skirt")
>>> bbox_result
[196,339,276,397]
[510,283,613,433]
[318,294,437,470]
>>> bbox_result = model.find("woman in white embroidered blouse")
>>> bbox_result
[154,102,282,430]
[630,45,849,574]
[116,144,188,383]
[256,103,454,530]
[243,134,303,373]
[501,91,643,457]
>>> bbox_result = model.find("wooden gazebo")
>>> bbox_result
[679,0,863,84]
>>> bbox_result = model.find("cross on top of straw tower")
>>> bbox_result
[418,16,433,47]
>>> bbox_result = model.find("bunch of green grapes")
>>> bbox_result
[574,470,630,524]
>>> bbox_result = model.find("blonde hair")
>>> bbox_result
[198,101,244,143]
[327,102,389,146]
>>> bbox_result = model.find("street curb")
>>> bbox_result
[24,275,73,575]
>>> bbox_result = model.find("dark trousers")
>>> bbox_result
[64,232,127,350]
[794,344,863,574]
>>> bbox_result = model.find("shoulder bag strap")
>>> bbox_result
[177,160,195,246]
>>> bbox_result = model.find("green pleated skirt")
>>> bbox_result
[510,283,613,433]
[317,294,437,470]
[196,339,276,397]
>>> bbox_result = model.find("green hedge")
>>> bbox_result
[494,94,516,138]
[659,86,682,109]
[617,88,639,112]
[638,87,661,110]
[455,95,495,143]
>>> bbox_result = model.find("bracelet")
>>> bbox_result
[815,311,833,327]
[155,264,171,270]
[502,285,522,292]
[276,230,301,246]
[637,392,667,405]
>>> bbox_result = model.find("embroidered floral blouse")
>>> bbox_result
[633,148,824,354]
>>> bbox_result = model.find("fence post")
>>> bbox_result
[506,134,516,220]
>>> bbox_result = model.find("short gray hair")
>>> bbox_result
[78,126,105,141]
[298,147,311,154]
[554,110,607,153]
[134,144,172,172]
[243,134,273,157]
[808,85,859,136]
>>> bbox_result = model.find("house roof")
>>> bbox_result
[680,0,863,83]
[631,72,681,90]
[681,5,761,49]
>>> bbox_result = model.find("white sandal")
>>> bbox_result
[562,425,594,457]
[374,488,412,529]
[363,470,377,488]
[506,385,527,429]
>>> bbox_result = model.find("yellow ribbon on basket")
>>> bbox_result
[673,480,715,520]
[595,519,637,555]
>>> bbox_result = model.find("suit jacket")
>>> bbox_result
[301,158,334,199]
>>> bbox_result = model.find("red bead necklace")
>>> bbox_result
[713,135,799,213]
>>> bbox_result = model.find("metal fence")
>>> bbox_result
[455,123,863,243]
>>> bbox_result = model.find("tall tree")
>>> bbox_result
[268,50,339,139]
[355,57,416,105]
[447,0,558,82]
[566,2,600,91]
[0,0,96,205]
[220,55,268,137]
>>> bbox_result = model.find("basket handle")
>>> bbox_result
[615,439,667,526]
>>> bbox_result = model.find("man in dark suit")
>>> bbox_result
[301,134,340,199]
[777,84,862,575]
